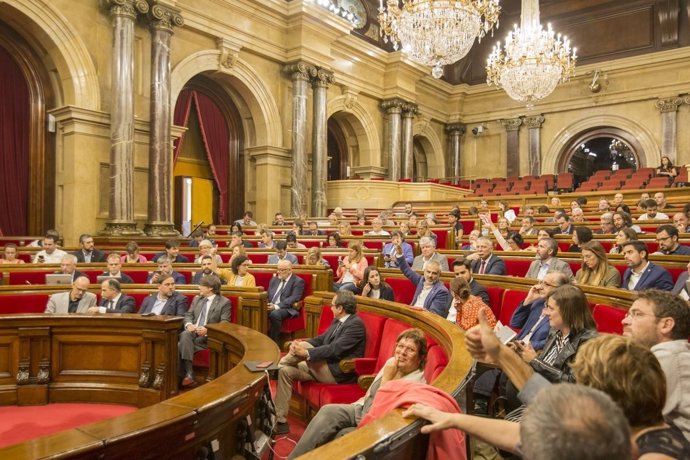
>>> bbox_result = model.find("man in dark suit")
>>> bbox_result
[394,243,449,318]
[87,279,136,314]
[448,259,490,321]
[57,254,86,282]
[553,214,574,235]
[672,261,690,301]
[179,275,231,386]
[525,238,574,281]
[72,233,107,263]
[146,256,186,284]
[621,241,674,291]
[470,237,507,276]
[305,221,324,236]
[100,253,134,283]
[274,290,366,434]
[267,260,306,342]
[138,274,189,316]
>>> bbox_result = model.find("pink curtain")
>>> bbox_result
[0,46,29,235]
[193,91,230,224]
[172,89,194,165]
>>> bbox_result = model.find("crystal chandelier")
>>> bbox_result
[378,0,501,79]
[486,0,576,108]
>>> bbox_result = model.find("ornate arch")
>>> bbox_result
[326,95,380,168]
[171,50,281,147]
[413,118,445,178]
[543,115,659,173]
[1,0,100,108]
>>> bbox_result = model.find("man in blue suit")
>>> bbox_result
[672,261,690,301]
[621,241,674,291]
[393,243,449,318]
[469,237,507,276]
[138,274,189,316]
[267,260,306,342]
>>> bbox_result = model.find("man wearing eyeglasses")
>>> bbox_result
[654,224,690,256]
[267,260,305,342]
[622,289,690,441]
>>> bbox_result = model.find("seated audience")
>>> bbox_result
[469,237,507,275]
[194,239,222,265]
[450,277,495,331]
[655,191,674,211]
[267,260,305,342]
[412,236,449,271]
[382,230,413,268]
[138,274,188,316]
[367,217,390,236]
[639,199,669,220]
[27,228,61,248]
[575,241,621,288]
[596,212,615,235]
[672,261,690,300]
[272,212,286,226]
[152,240,189,264]
[33,234,67,263]
[305,246,330,268]
[448,209,464,244]
[228,231,253,249]
[286,232,306,250]
[518,216,536,236]
[0,243,25,264]
[121,241,148,263]
[449,258,490,308]
[191,255,216,284]
[393,242,449,318]
[657,156,678,178]
[673,212,690,234]
[101,253,134,283]
[179,275,231,386]
[305,220,324,236]
[338,221,353,237]
[597,198,611,212]
[216,255,255,287]
[460,229,480,251]
[57,254,85,283]
[622,289,690,441]
[357,266,394,301]
[288,328,427,459]
[258,230,275,249]
[89,279,135,314]
[45,276,97,314]
[525,238,573,281]
[72,233,107,263]
[274,290,366,434]
[268,240,299,265]
[325,232,343,248]
[613,210,641,233]
[568,226,593,252]
[621,241,674,291]
[654,224,690,255]
[147,256,186,284]
[554,213,574,235]
[228,244,247,265]
[609,227,639,254]
[333,241,368,292]
[235,211,257,227]
[188,229,204,247]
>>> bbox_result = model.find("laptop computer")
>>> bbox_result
[45,273,73,285]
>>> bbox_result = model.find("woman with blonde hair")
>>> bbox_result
[571,335,690,458]
[338,221,353,237]
[228,244,246,264]
[333,241,368,292]
[305,246,330,268]
[575,241,621,288]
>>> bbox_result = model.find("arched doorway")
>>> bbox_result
[172,76,244,229]
[557,127,644,187]
[412,137,428,181]
[327,118,348,180]
[0,22,56,235]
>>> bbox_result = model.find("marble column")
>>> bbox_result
[380,98,404,181]
[284,61,314,218]
[500,118,522,177]
[655,96,683,164]
[310,67,334,217]
[144,3,183,236]
[445,124,465,183]
[103,0,149,235]
[523,115,545,176]
[401,103,418,180]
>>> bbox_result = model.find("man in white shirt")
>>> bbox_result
[639,199,669,220]
[367,217,390,236]
[88,279,136,314]
[33,235,67,263]
[622,289,690,441]
[525,238,574,281]
[411,236,449,271]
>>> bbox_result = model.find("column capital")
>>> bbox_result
[445,123,466,135]
[310,67,335,88]
[380,98,406,114]
[401,102,419,118]
[284,61,316,82]
[523,115,545,129]
[148,2,184,32]
[656,96,683,113]
[108,0,149,20]
[500,117,522,132]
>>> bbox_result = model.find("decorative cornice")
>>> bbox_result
[108,0,149,20]
[217,38,241,70]
[445,123,466,135]
[284,61,316,82]
[149,2,184,33]
[310,67,335,88]
[655,96,683,113]
[523,115,545,129]
[500,118,522,132]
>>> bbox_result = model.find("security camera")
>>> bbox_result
[472,125,485,136]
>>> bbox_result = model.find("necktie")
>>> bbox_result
[108,300,114,310]
[480,260,486,274]
[331,320,343,340]
[272,280,286,304]
[197,298,210,327]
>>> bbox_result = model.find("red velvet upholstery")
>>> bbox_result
[500,290,528,325]
[353,319,409,376]
[423,344,448,383]
[503,259,532,277]
[316,304,335,336]
[0,293,49,313]
[359,311,388,358]
[384,277,415,305]
[592,304,626,334]
[249,253,269,264]
[484,286,504,318]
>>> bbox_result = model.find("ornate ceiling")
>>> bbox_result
[350,0,690,85]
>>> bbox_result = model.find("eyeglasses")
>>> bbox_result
[541,281,558,288]
[624,310,657,320]
[655,235,672,243]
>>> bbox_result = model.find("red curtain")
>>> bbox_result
[0,46,29,235]
[172,89,194,165]
[193,91,230,225]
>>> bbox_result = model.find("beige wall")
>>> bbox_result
[4,0,690,243]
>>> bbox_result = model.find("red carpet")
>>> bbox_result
[0,403,137,449]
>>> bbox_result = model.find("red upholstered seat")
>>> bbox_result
[353,318,409,376]
[423,344,448,383]
[504,259,532,277]
[0,293,49,313]
[384,277,415,305]
[248,253,269,264]
[500,289,528,326]
[484,286,504,318]
[592,304,626,335]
